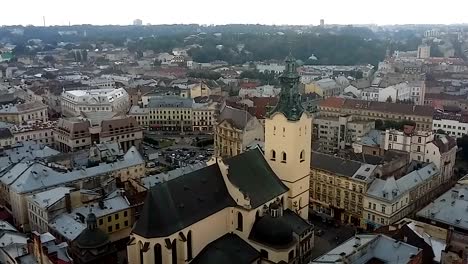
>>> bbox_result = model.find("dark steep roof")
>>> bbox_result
[225,148,288,208]
[218,105,253,129]
[311,152,362,177]
[132,164,236,238]
[249,213,295,249]
[191,233,260,264]
[0,128,13,139]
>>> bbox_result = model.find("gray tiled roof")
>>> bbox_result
[218,105,253,130]
[147,96,193,108]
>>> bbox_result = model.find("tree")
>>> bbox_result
[43,55,55,64]
[386,96,393,103]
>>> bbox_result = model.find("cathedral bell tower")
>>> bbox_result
[265,55,311,220]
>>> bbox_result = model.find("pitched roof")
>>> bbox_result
[430,135,457,154]
[132,164,236,238]
[311,152,362,177]
[318,97,345,108]
[0,128,13,139]
[218,105,253,130]
[224,148,288,208]
[191,233,260,264]
[320,97,434,117]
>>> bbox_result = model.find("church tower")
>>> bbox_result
[265,55,311,220]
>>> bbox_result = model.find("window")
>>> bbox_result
[237,212,243,231]
[417,146,421,152]
[300,150,305,162]
[154,244,162,264]
[373,204,376,210]
[281,152,287,163]
[116,223,120,230]
[108,226,112,232]
[124,211,128,217]
[108,216,112,222]
[418,137,421,143]
[368,202,372,208]
[99,219,103,225]
[171,240,177,264]
[115,214,119,220]
[270,150,276,161]
[381,205,386,213]
[187,231,193,260]
[124,220,129,227]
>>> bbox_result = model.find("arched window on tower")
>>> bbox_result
[281,152,287,163]
[154,244,162,264]
[270,150,276,161]
[187,231,193,261]
[171,239,177,264]
[299,127,302,136]
[300,150,305,162]
[273,126,276,135]
[237,212,243,231]
[139,241,144,264]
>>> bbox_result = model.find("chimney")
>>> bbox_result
[451,190,459,199]
[65,193,71,213]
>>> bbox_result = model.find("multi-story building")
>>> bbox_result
[384,128,457,182]
[304,78,343,98]
[49,190,133,243]
[27,187,101,233]
[54,116,142,152]
[146,96,193,132]
[310,152,376,226]
[364,163,441,231]
[214,104,264,158]
[313,115,374,153]
[0,101,48,125]
[192,102,217,132]
[9,121,55,146]
[60,88,130,117]
[129,97,219,132]
[0,146,144,230]
[433,112,468,138]
[417,45,431,59]
[378,83,411,103]
[319,97,434,131]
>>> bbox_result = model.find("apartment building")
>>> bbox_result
[0,146,144,230]
[319,97,434,131]
[0,101,48,125]
[310,152,377,226]
[313,115,374,153]
[364,163,441,231]
[49,190,133,243]
[10,121,55,146]
[433,112,468,138]
[384,127,457,183]
[54,116,142,152]
[129,97,218,132]
[214,104,264,158]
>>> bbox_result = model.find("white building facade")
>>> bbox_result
[61,88,130,117]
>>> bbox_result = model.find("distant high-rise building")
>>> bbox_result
[133,19,143,26]
[417,45,431,59]
[320,19,325,27]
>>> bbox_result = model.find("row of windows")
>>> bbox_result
[270,150,305,163]
[434,123,467,131]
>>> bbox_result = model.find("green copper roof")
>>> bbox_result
[268,55,305,121]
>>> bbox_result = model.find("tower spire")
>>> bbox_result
[268,55,304,121]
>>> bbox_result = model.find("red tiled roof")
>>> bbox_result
[425,93,465,101]
[319,97,346,108]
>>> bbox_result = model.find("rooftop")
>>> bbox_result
[320,97,434,117]
[367,163,439,202]
[416,183,468,231]
[28,187,73,209]
[311,234,421,264]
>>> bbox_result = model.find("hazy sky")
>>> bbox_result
[2,0,468,26]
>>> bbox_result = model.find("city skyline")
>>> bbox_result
[2,0,468,26]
